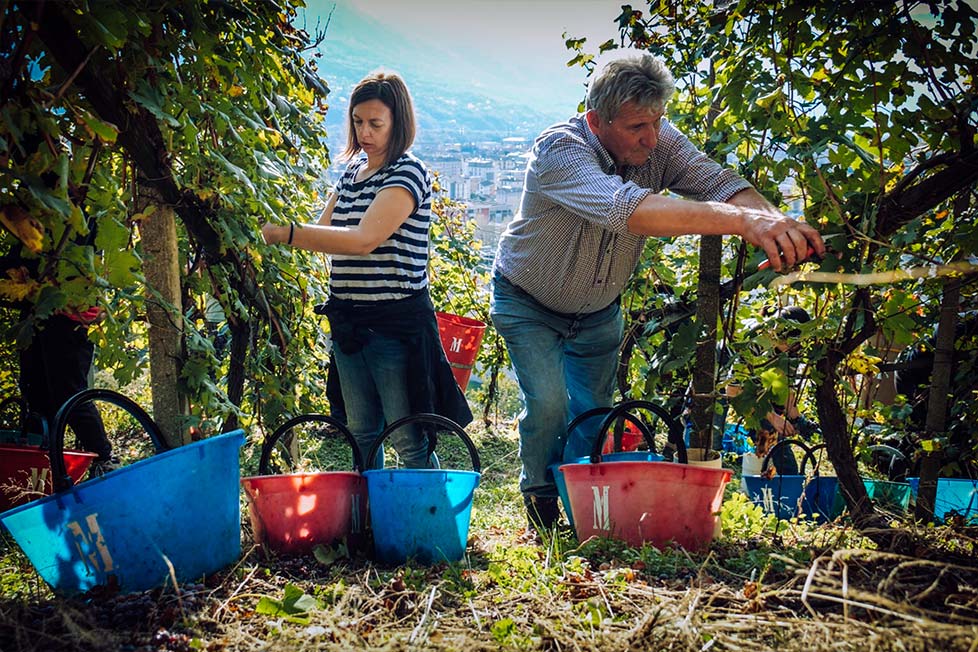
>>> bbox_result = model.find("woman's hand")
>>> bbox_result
[765,411,796,437]
[261,222,285,245]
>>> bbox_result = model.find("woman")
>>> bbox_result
[262,70,471,468]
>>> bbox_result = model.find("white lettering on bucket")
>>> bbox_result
[67,513,115,574]
[28,467,49,492]
[591,485,610,531]
[450,337,463,353]
[760,487,776,514]
[350,493,362,533]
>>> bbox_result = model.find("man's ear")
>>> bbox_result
[584,110,602,132]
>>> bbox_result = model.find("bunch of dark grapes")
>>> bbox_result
[95,592,156,629]
[146,628,195,652]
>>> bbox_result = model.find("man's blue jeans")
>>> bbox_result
[490,273,622,498]
[332,332,436,469]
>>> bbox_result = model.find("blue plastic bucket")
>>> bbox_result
[742,473,808,519]
[722,423,754,455]
[241,414,368,554]
[0,390,244,595]
[364,414,480,564]
[907,477,978,523]
[0,428,43,447]
[862,479,912,512]
[798,444,842,522]
[742,439,827,520]
[801,475,841,522]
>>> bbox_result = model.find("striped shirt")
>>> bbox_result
[493,114,752,315]
[330,153,432,302]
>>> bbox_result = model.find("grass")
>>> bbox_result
[1,418,977,651]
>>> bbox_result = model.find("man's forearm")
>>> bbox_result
[724,187,779,213]
[626,193,748,238]
[625,189,824,272]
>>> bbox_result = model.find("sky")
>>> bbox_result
[299,0,626,117]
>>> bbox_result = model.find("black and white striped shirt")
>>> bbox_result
[330,153,432,302]
[493,115,751,315]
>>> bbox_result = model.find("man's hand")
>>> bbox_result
[736,209,824,273]
[725,188,825,273]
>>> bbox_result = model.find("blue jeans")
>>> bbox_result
[332,332,436,469]
[490,273,622,498]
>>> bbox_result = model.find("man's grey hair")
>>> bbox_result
[585,49,676,122]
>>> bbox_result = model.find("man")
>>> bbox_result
[490,49,824,534]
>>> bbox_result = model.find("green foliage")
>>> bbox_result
[720,491,779,540]
[0,0,335,433]
[255,583,323,625]
[568,1,978,468]
[490,617,533,649]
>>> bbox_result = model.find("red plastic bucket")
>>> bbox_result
[241,415,368,554]
[561,461,730,550]
[555,404,664,530]
[602,423,643,455]
[242,472,366,554]
[0,444,97,511]
[435,312,486,391]
[561,400,730,550]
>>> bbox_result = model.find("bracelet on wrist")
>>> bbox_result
[287,222,295,245]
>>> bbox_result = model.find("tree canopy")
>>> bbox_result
[0,0,338,430]
[567,0,977,526]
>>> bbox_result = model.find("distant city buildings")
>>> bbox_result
[320,133,535,256]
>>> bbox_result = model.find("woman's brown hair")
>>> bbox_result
[342,70,416,167]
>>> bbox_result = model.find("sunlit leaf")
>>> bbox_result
[0,205,44,253]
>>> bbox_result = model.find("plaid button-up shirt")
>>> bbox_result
[493,114,752,315]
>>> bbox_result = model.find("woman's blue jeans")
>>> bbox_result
[332,332,436,469]
[490,273,622,498]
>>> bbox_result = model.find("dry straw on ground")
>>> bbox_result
[1,524,976,652]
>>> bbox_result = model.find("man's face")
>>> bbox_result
[587,101,664,169]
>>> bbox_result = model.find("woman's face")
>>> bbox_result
[352,98,393,161]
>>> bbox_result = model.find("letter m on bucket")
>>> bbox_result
[591,485,611,531]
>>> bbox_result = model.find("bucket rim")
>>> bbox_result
[550,451,666,469]
[241,469,363,483]
[435,311,487,329]
[0,444,98,458]
[363,468,481,478]
[0,429,246,521]
[558,459,732,479]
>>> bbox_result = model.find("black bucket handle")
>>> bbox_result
[759,438,812,476]
[865,443,906,480]
[865,444,906,462]
[258,414,363,475]
[799,443,832,476]
[49,389,169,492]
[590,399,686,464]
[566,406,657,455]
[364,413,480,473]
